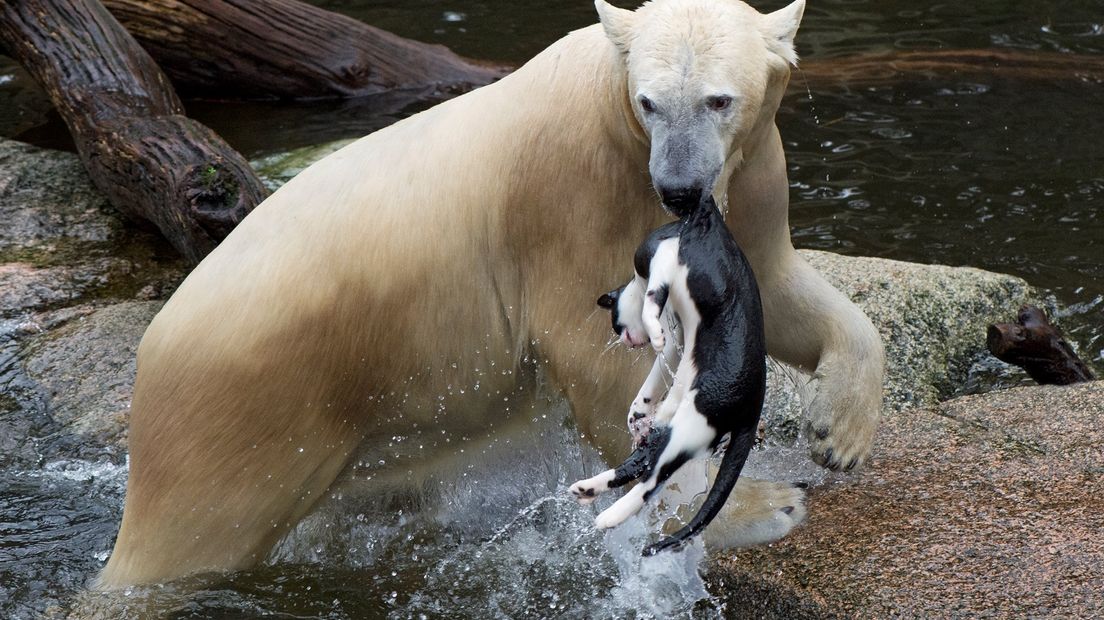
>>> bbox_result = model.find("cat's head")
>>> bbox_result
[597,279,649,347]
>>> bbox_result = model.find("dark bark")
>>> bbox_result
[101,0,504,100]
[797,49,1104,89]
[0,0,267,263]
[987,306,1095,385]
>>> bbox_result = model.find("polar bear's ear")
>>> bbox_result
[760,0,805,66]
[595,0,638,55]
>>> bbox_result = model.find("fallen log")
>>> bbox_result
[96,0,1104,101]
[0,0,267,263]
[102,0,504,100]
[987,306,1095,385]
[796,48,1104,89]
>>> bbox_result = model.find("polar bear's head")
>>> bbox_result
[596,0,805,213]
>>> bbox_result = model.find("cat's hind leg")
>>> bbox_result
[569,426,672,505]
[628,334,680,445]
[594,398,714,529]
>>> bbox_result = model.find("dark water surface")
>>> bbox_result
[0,0,1102,617]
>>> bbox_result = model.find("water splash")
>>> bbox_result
[259,397,725,619]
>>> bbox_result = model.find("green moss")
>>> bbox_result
[0,228,186,317]
[0,391,20,415]
[201,164,219,187]
[998,435,1047,457]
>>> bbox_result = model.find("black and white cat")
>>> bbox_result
[570,194,767,556]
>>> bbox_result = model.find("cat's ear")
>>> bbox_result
[600,289,618,308]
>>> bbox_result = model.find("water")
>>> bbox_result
[1,0,1103,616]
[5,378,746,619]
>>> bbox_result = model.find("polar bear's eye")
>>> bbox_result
[639,96,657,114]
[707,96,733,112]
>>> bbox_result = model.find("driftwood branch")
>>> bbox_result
[0,0,267,263]
[101,0,504,100]
[987,306,1095,385]
[796,49,1104,89]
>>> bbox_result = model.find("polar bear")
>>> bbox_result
[98,0,884,587]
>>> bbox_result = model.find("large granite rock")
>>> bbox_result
[21,302,163,450]
[713,381,1104,619]
[0,138,183,468]
[761,250,1039,441]
[0,138,187,319]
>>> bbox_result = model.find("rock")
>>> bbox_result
[0,302,159,469]
[20,301,163,451]
[712,381,1104,618]
[0,138,188,318]
[251,139,356,191]
[0,139,115,251]
[0,137,184,465]
[760,250,1039,441]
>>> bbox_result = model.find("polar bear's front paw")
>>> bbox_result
[808,430,868,472]
[801,325,885,471]
[805,389,878,472]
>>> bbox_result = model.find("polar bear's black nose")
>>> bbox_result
[659,186,702,213]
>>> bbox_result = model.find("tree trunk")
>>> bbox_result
[0,0,267,263]
[798,49,1104,89]
[101,0,504,100]
[987,306,1095,385]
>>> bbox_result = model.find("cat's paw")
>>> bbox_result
[650,332,666,352]
[569,481,600,505]
[569,470,615,505]
[627,411,653,449]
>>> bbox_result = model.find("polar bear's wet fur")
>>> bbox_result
[98,0,884,587]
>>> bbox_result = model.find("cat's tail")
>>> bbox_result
[641,429,755,556]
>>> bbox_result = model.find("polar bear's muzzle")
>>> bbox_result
[648,123,722,217]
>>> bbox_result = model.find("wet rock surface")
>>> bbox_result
[762,250,1039,442]
[0,138,184,470]
[0,138,188,319]
[21,301,163,452]
[714,381,1104,619]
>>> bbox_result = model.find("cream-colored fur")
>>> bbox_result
[98,0,883,588]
